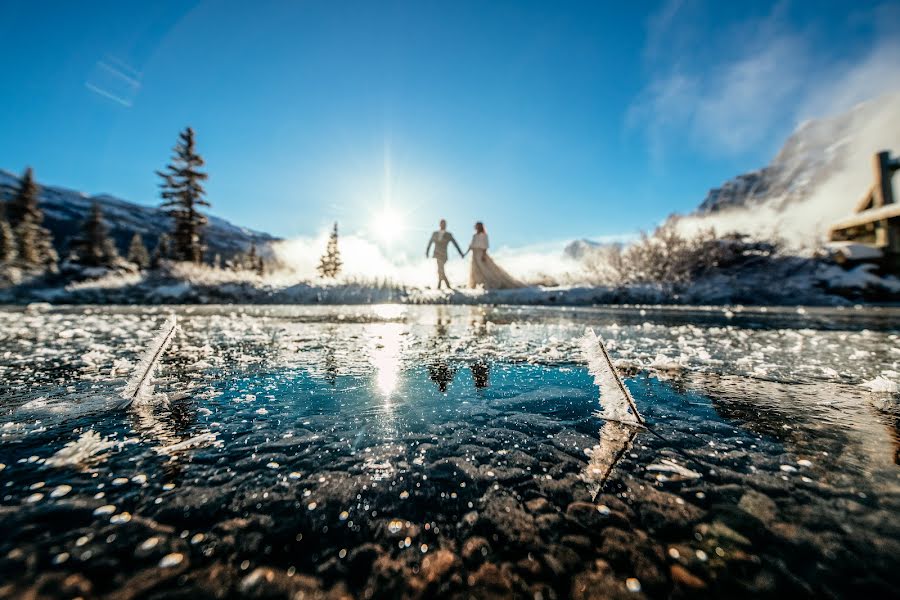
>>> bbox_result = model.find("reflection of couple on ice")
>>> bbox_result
[425,219,524,290]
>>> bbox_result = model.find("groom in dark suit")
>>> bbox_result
[425,219,464,289]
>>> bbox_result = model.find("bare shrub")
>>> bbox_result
[581,222,779,288]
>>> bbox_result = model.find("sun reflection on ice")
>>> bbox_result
[369,322,406,401]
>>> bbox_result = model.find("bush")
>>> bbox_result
[582,222,780,288]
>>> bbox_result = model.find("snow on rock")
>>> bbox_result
[819,264,900,294]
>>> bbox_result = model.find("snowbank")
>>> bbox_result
[1,251,899,306]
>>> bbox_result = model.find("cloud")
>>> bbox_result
[84,57,142,108]
[629,2,900,159]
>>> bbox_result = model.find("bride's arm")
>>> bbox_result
[463,235,475,257]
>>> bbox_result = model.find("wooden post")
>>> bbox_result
[874,151,895,208]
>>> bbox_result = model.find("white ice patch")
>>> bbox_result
[647,459,702,481]
[45,430,116,468]
[155,432,220,456]
[861,376,899,394]
[580,328,642,424]
[121,315,177,408]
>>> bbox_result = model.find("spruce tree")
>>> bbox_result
[9,167,57,270]
[156,127,210,264]
[70,202,119,267]
[0,217,16,264]
[317,222,342,278]
[8,167,41,228]
[127,232,150,269]
[245,243,258,271]
[151,233,171,268]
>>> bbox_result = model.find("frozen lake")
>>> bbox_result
[0,304,898,598]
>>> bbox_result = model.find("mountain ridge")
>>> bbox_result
[696,93,897,216]
[0,169,278,260]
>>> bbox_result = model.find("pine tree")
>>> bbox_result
[151,233,171,268]
[157,127,210,264]
[317,222,342,278]
[245,244,258,271]
[70,202,119,267]
[127,232,150,269]
[8,167,41,228]
[9,167,57,270]
[16,219,58,269]
[0,217,16,263]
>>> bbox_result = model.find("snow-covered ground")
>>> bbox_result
[2,256,898,306]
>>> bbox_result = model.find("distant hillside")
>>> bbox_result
[683,92,900,248]
[697,99,886,214]
[0,170,277,260]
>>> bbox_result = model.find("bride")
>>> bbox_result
[464,222,524,289]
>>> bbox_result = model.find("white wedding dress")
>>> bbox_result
[467,232,524,289]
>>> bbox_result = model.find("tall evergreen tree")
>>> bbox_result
[9,167,57,270]
[0,217,16,264]
[245,243,258,271]
[151,233,172,268]
[7,167,41,228]
[156,127,210,264]
[317,222,342,278]
[0,202,14,264]
[70,202,119,267]
[127,232,150,269]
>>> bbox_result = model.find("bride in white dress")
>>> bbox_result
[464,222,524,289]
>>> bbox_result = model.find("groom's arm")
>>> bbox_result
[425,234,434,258]
[450,235,464,257]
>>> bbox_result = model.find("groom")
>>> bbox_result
[425,219,464,289]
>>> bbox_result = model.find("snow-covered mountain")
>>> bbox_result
[0,170,277,259]
[682,92,900,247]
[562,238,608,260]
[697,96,893,214]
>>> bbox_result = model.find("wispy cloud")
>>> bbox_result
[84,82,134,107]
[628,2,900,160]
[84,56,142,108]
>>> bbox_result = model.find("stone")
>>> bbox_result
[670,564,707,589]
[566,501,629,534]
[480,494,538,547]
[421,549,460,585]
[738,490,778,522]
[461,536,492,566]
[467,562,513,594]
[634,487,705,536]
[525,497,552,514]
[429,457,480,484]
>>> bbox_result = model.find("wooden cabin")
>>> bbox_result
[828,151,900,271]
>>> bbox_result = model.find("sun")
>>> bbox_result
[370,206,406,244]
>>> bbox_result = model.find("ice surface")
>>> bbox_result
[0,304,898,598]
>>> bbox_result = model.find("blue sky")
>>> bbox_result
[0,0,896,255]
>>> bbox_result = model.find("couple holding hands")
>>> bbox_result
[425,219,523,290]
